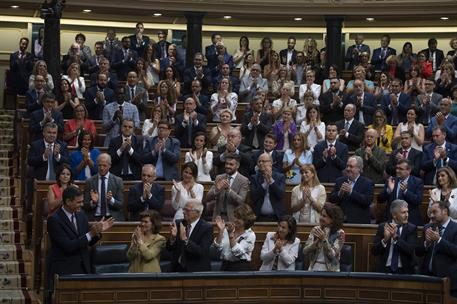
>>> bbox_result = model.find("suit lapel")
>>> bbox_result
[58,208,78,237]
[189,219,201,241]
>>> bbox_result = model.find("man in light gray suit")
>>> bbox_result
[83,153,125,221]
[124,71,148,120]
[205,153,249,221]
[239,64,268,103]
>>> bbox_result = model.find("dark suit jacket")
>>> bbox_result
[335,119,365,151]
[183,66,212,95]
[344,44,371,70]
[84,85,116,120]
[241,111,273,149]
[421,142,457,185]
[111,48,138,81]
[129,34,151,56]
[46,208,99,292]
[313,140,348,183]
[250,149,283,175]
[127,182,164,221]
[182,93,210,115]
[212,75,240,94]
[420,48,445,70]
[89,71,118,91]
[166,218,213,272]
[214,144,252,178]
[418,220,457,292]
[319,90,345,124]
[372,222,417,274]
[379,175,423,226]
[426,114,457,144]
[143,136,180,181]
[371,47,397,70]
[415,93,442,125]
[250,171,287,220]
[9,51,33,94]
[343,93,377,125]
[205,44,218,70]
[279,49,297,66]
[29,108,64,141]
[107,135,143,179]
[83,173,125,221]
[174,113,207,148]
[330,175,374,224]
[155,40,171,59]
[26,89,46,115]
[380,92,412,126]
[27,139,70,180]
[386,147,423,177]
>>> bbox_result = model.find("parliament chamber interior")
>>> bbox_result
[1,0,457,303]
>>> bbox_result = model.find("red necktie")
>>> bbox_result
[71,83,77,98]
[403,150,408,158]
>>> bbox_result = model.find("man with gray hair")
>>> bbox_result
[239,64,268,103]
[335,103,365,151]
[355,128,386,184]
[329,155,374,224]
[372,199,417,274]
[214,128,252,178]
[166,198,212,272]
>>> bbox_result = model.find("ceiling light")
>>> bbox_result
[223,15,232,19]
[441,16,449,20]
[11,5,19,9]
[294,17,303,21]
[153,13,162,17]
[366,17,375,22]
[82,9,92,13]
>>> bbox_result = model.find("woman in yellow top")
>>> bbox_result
[127,210,166,273]
[368,108,393,153]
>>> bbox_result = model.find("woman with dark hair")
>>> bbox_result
[374,72,392,100]
[75,33,92,62]
[63,104,97,146]
[368,108,393,153]
[239,52,254,80]
[29,60,54,91]
[163,65,181,98]
[417,51,433,79]
[127,210,166,273]
[56,78,80,119]
[143,44,160,85]
[214,204,257,271]
[256,37,273,70]
[33,26,44,60]
[303,203,345,272]
[210,77,238,122]
[260,215,300,271]
[429,167,457,220]
[392,106,424,151]
[70,130,100,180]
[359,51,375,81]
[46,164,75,217]
[233,36,252,69]
[135,58,153,91]
[271,65,294,98]
[404,64,425,99]
[154,80,176,124]
[185,132,213,182]
[397,42,417,72]
[142,105,164,144]
[322,64,345,93]
[171,162,204,220]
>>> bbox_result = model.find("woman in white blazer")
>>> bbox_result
[428,167,457,220]
[259,215,300,271]
[62,62,86,99]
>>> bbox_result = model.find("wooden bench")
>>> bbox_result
[53,271,451,304]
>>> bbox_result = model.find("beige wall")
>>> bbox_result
[0,17,456,107]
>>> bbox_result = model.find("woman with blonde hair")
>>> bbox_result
[154,80,176,123]
[271,65,294,98]
[291,164,326,223]
[62,62,85,99]
[368,108,393,153]
[210,77,238,122]
[256,37,273,70]
[29,60,54,91]
[272,82,297,119]
[263,51,281,87]
[346,65,374,94]
[303,38,320,68]
[209,109,234,149]
[142,106,164,144]
[282,132,312,185]
[383,55,405,83]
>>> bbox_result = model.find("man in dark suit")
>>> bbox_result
[344,34,371,70]
[182,79,210,115]
[416,79,442,125]
[111,36,138,81]
[379,159,423,226]
[27,122,69,181]
[174,97,207,148]
[417,200,457,296]
[107,119,143,180]
[85,73,115,120]
[313,123,348,183]
[250,133,283,174]
[372,199,417,274]
[128,164,164,221]
[87,41,106,74]
[336,103,364,151]
[29,92,64,141]
[386,130,422,177]
[83,153,125,221]
[205,33,222,71]
[154,30,171,60]
[212,63,239,94]
[330,156,374,224]
[420,38,445,72]
[124,71,148,120]
[344,79,377,126]
[241,96,273,150]
[10,37,33,95]
[319,77,345,124]
[183,53,212,95]
[422,126,457,185]
[160,44,185,78]
[214,128,252,178]
[250,152,287,221]
[279,36,297,68]
[380,79,412,126]
[166,199,213,272]
[46,186,114,303]
[89,57,118,91]
[371,34,397,71]
[426,97,457,143]
[143,120,180,181]
[26,74,48,115]
[129,22,150,56]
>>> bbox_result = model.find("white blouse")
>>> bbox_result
[299,121,326,151]
[185,151,213,182]
[171,182,204,220]
[291,184,326,224]
[210,92,238,122]
[62,75,86,99]
[214,228,256,262]
[259,232,300,271]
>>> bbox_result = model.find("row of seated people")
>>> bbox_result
[45,185,457,299]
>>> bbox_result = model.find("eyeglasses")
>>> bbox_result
[183,207,197,212]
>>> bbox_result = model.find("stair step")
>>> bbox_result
[0,220,25,232]
[0,245,30,262]
[0,275,32,289]
[0,196,16,207]
[0,261,32,275]
[0,231,26,245]
[0,289,37,304]
[0,207,23,221]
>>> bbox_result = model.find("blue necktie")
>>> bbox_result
[100,176,107,217]
[187,118,193,147]
[390,225,401,272]
[47,144,56,181]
